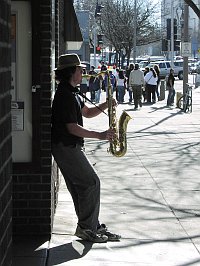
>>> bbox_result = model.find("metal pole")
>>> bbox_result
[133,0,137,63]
[171,1,174,67]
[183,3,189,96]
[93,24,97,68]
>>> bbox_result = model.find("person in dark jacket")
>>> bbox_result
[89,66,97,102]
[154,64,161,101]
[166,68,175,106]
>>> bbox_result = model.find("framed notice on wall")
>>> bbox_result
[11,101,24,131]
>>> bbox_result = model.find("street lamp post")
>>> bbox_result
[171,1,174,67]
[133,0,137,63]
[183,3,189,97]
[93,1,104,68]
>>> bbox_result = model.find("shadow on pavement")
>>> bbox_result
[46,239,93,265]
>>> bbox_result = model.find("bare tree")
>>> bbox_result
[74,0,161,67]
[100,0,161,67]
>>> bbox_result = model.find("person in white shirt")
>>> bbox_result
[116,70,126,103]
[129,63,145,110]
[144,67,158,103]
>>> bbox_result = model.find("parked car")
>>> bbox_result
[173,60,183,80]
[81,61,90,72]
[148,61,183,80]
[196,61,200,74]
[139,61,150,71]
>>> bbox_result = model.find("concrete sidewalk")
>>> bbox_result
[13,84,200,266]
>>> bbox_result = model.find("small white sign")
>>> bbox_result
[11,101,24,131]
[181,42,191,57]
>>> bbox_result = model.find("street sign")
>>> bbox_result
[181,42,191,57]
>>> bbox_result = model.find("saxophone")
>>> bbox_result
[106,71,131,157]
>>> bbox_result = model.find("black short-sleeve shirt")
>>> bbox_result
[51,81,85,146]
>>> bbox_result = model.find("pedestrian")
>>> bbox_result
[126,64,134,103]
[100,61,107,71]
[154,64,161,101]
[144,67,158,104]
[109,70,116,92]
[94,74,103,103]
[129,63,145,110]
[116,70,126,103]
[104,70,116,98]
[166,68,175,106]
[80,68,88,102]
[89,66,97,102]
[143,66,150,102]
[51,53,121,243]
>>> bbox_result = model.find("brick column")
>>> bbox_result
[0,0,12,265]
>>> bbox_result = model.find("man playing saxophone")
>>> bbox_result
[51,53,121,243]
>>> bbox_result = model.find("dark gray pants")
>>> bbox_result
[52,143,100,231]
[132,85,142,108]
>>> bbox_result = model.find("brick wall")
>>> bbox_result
[12,0,59,236]
[0,0,12,265]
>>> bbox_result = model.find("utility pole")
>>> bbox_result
[183,3,189,96]
[93,1,104,68]
[93,26,97,68]
[171,1,174,67]
[133,0,137,63]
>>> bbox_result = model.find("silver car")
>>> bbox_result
[150,61,183,80]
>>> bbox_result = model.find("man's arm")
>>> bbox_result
[141,72,145,86]
[66,123,115,141]
[129,72,133,87]
[82,101,108,118]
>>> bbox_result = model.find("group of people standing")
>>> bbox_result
[81,62,127,104]
[126,63,160,110]
[81,61,176,110]
[126,63,175,109]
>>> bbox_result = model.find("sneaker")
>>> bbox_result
[75,225,108,243]
[97,224,121,241]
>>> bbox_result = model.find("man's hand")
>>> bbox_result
[98,128,116,142]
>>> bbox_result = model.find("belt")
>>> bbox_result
[66,143,84,148]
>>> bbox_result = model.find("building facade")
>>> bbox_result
[0,0,82,264]
[0,1,12,264]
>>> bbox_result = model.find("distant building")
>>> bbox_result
[161,0,200,59]
[67,10,90,63]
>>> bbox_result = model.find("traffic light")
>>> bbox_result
[95,2,104,18]
[174,40,181,51]
[166,18,178,40]
[97,34,103,47]
[167,19,171,40]
[174,19,177,40]
[96,46,101,54]
[162,39,168,51]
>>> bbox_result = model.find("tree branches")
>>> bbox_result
[184,0,200,18]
